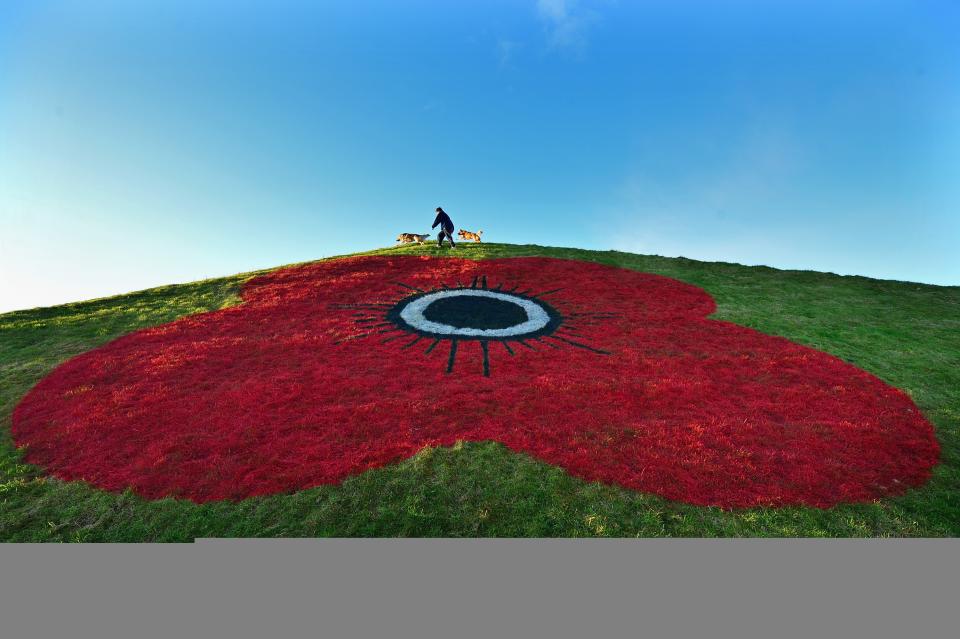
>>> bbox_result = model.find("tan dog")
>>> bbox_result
[457,229,483,243]
[396,233,430,246]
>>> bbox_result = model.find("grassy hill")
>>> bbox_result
[2,243,958,540]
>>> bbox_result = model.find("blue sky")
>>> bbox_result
[1,0,958,312]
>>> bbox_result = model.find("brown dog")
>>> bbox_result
[396,233,430,246]
[457,229,483,243]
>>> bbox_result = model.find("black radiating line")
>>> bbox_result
[331,303,393,309]
[470,276,478,289]
[393,281,425,293]
[545,335,611,354]
[402,336,423,349]
[376,327,401,334]
[501,341,514,355]
[481,275,488,289]
[425,339,441,354]
[535,337,560,349]
[569,312,619,317]
[506,285,519,293]
[516,339,536,351]
[446,339,459,373]
[557,324,583,333]
[372,322,394,327]
[382,334,404,344]
[354,318,378,324]
[334,332,370,344]
[481,341,490,377]
[515,289,532,296]
[533,288,564,297]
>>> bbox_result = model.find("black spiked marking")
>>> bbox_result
[557,324,583,332]
[535,337,560,349]
[393,281,425,293]
[533,288,563,297]
[331,303,393,309]
[446,340,459,373]
[338,272,615,377]
[545,334,611,355]
[402,336,423,349]
[569,312,619,318]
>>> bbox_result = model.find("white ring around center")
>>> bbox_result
[399,290,551,337]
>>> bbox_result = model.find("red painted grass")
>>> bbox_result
[12,256,939,507]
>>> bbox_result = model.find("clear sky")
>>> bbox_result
[1,1,958,312]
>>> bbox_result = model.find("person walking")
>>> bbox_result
[432,206,456,249]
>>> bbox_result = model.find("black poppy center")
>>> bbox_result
[422,296,528,330]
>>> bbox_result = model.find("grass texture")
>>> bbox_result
[2,243,958,539]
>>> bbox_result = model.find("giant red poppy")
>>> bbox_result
[12,256,939,507]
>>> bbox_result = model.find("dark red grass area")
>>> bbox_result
[12,256,939,507]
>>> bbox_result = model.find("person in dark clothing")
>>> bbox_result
[432,206,456,249]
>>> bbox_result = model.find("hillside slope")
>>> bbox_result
[2,243,958,539]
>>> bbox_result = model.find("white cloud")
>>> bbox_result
[536,0,599,52]
[537,0,568,22]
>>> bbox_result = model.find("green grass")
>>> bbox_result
[2,242,958,540]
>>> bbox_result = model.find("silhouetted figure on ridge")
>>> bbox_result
[432,206,456,249]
